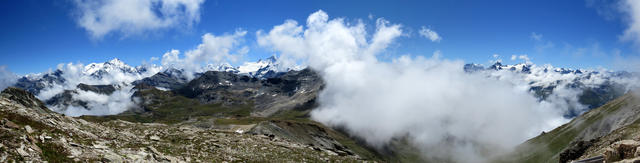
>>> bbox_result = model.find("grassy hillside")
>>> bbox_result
[79,87,384,161]
[499,93,636,163]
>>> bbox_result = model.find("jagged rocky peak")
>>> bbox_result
[14,70,66,95]
[0,87,49,113]
[260,56,277,63]
[463,63,484,72]
[132,68,190,90]
[486,61,532,73]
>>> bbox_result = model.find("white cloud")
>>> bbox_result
[0,66,18,91]
[72,0,205,39]
[491,54,502,63]
[36,60,161,116]
[511,54,532,64]
[51,85,137,116]
[613,51,640,72]
[530,32,555,52]
[619,0,640,47]
[258,10,565,162]
[161,30,248,79]
[519,55,530,61]
[419,26,442,42]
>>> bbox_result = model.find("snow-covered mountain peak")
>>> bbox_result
[205,62,238,72]
[237,56,279,76]
[106,58,126,66]
[258,56,277,64]
[83,58,138,75]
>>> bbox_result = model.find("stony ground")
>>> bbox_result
[0,87,367,162]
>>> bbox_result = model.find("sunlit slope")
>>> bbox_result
[501,92,640,162]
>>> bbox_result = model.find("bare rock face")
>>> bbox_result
[1,87,49,113]
[559,139,597,163]
[2,119,19,129]
[603,140,640,162]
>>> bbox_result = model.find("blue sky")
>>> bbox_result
[0,0,637,74]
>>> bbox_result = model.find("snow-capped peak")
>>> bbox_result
[238,56,278,75]
[205,63,238,72]
[107,58,126,67]
[83,58,138,75]
[259,56,277,64]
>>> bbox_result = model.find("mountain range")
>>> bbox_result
[2,57,640,162]
[9,58,638,117]
[465,62,638,117]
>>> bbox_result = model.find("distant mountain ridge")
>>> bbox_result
[11,57,306,115]
[9,58,639,118]
[464,61,638,117]
[15,57,298,95]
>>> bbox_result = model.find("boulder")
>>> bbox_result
[603,140,640,162]
[24,125,33,134]
[3,119,19,129]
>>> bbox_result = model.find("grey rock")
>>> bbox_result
[24,125,33,134]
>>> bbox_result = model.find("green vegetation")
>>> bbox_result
[500,94,632,163]
[327,127,384,161]
[81,89,253,124]
[213,117,267,125]
[37,142,74,163]
[0,111,55,133]
[79,88,385,162]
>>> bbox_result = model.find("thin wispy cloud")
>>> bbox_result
[530,32,543,41]
[530,32,555,52]
[0,66,18,91]
[419,26,442,42]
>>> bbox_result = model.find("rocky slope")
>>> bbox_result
[501,91,640,163]
[174,68,323,117]
[0,87,370,162]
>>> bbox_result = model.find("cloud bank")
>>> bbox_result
[0,66,18,91]
[258,10,565,162]
[50,85,137,117]
[72,0,205,39]
[620,0,640,46]
[37,60,161,116]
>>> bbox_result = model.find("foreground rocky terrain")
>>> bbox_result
[0,87,370,162]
